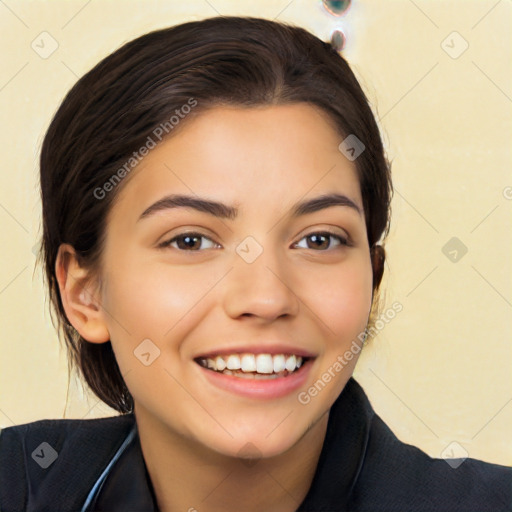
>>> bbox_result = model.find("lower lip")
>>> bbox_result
[196,359,314,399]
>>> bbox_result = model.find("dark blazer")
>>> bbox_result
[1,378,511,511]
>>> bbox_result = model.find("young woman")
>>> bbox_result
[0,15,510,512]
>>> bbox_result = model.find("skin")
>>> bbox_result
[57,103,375,512]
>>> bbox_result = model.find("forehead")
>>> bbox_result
[111,103,362,219]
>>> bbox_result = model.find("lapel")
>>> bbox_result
[297,377,374,511]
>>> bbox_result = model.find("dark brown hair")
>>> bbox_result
[39,16,392,414]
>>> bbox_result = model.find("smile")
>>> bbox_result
[196,353,306,380]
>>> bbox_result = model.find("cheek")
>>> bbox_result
[103,250,225,371]
[100,255,216,348]
[304,255,373,337]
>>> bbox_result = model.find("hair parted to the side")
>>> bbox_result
[39,16,392,414]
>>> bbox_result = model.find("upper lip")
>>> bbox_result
[194,344,317,360]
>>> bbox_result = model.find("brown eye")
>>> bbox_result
[159,232,219,251]
[295,231,348,251]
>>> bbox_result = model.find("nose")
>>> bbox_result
[222,244,300,322]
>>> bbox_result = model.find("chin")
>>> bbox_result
[207,430,305,462]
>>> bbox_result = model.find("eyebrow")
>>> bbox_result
[138,192,362,221]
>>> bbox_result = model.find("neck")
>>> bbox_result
[134,404,329,512]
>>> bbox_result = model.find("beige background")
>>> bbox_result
[0,0,510,466]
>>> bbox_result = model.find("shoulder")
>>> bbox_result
[0,414,135,511]
[352,412,512,511]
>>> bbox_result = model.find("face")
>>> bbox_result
[94,104,373,458]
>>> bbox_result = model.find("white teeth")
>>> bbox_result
[240,354,256,372]
[215,356,226,371]
[256,354,274,374]
[226,354,241,370]
[273,354,286,373]
[285,355,297,372]
[198,352,307,375]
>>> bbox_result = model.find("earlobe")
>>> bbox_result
[370,244,385,292]
[55,244,110,344]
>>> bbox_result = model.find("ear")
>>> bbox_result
[55,244,110,344]
[370,245,385,293]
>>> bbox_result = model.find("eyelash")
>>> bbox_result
[158,230,349,252]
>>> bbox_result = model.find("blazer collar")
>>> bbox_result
[88,377,374,511]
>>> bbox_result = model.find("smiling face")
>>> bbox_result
[89,103,373,458]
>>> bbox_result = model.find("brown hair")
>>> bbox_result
[39,16,392,414]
